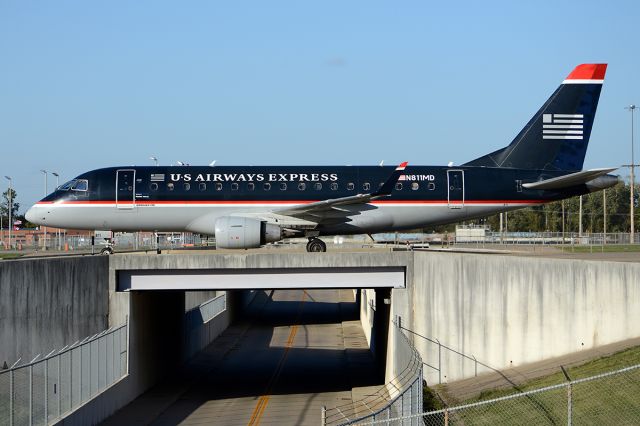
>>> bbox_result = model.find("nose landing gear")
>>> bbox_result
[306,238,327,252]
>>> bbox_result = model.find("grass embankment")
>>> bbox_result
[424,346,640,424]
[0,253,23,259]
[560,244,640,253]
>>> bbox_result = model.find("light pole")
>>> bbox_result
[52,172,60,250]
[4,176,11,250]
[150,156,158,166]
[626,105,637,244]
[40,169,48,250]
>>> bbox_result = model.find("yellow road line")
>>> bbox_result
[247,291,307,426]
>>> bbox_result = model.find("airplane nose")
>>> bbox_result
[25,206,41,225]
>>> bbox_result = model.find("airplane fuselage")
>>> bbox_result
[27,165,594,236]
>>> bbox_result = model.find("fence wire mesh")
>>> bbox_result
[0,323,128,426]
[325,319,423,425]
[362,363,640,425]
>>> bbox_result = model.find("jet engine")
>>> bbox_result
[214,216,282,249]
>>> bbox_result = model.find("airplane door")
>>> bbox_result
[116,169,136,209]
[447,170,464,209]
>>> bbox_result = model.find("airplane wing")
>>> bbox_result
[275,162,408,221]
[522,167,618,190]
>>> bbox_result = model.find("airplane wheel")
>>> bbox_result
[100,247,114,255]
[306,238,326,253]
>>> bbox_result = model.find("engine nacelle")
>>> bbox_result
[214,216,282,249]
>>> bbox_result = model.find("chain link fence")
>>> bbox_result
[324,319,423,425]
[359,363,640,425]
[0,323,128,426]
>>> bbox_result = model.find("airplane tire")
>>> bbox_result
[306,238,326,253]
[100,247,114,255]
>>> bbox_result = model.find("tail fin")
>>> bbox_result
[464,64,607,171]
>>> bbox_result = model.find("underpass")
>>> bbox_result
[105,289,382,426]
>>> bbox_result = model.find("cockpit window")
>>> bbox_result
[58,179,88,191]
[71,180,88,191]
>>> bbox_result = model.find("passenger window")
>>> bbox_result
[428,182,436,190]
[347,182,355,191]
[264,183,271,191]
[199,183,207,191]
[314,182,322,190]
[184,183,190,191]
[150,183,158,191]
[215,183,223,191]
[395,183,403,190]
[330,182,338,191]
[167,183,175,191]
[411,182,419,190]
[231,183,239,191]
[280,183,287,190]
[247,183,255,191]
[298,183,306,191]
[363,182,371,191]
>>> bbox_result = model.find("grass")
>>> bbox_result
[423,346,640,425]
[0,253,23,259]
[560,244,640,253]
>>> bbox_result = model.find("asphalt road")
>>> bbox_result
[106,289,382,425]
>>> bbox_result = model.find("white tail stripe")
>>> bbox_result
[543,135,583,140]
[543,130,583,135]
[542,124,584,129]
[562,79,604,84]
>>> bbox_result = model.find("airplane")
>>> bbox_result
[26,63,619,253]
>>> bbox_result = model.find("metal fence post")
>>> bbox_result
[444,408,449,426]
[437,339,442,384]
[58,355,61,419]
[29,364,33,426]
[45,360,48,423]
[9,369,14,426]
[567,382,572,426]
[321,405,326,425]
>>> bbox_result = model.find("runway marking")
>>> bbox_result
[247,290,307,426]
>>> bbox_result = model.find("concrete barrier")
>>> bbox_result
[0,256,109,365]
[397,252,640,383]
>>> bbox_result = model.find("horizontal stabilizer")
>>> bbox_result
[522,167,617,190]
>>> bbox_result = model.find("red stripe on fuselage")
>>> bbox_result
[37,199,547,206]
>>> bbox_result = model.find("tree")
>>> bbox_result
[0,188,19,229]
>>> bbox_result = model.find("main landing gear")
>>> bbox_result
[306,238,327,253]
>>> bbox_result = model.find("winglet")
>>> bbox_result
[374,161,409,197]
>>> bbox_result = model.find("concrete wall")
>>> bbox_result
[404,252,640,383]
[0,256,109,365]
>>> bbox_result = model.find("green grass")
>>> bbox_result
[560,244,640,253]
[0,253,23,259]
[423,346,640,425]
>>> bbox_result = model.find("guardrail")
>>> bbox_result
[323,318,423,425]
[183,294,227,361]
[0,322,128,426]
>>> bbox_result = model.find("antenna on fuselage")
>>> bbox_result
[209,160,217,167]
[379,160,384,166]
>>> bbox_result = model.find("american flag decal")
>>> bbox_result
[150,173,165,182]
[542,114,584,140]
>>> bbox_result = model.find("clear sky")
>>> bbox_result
[1,1,639,211]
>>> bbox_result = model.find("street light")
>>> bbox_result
[626,105,637,243]
[40,169,48,250]
[4,176,11,250]
[150,156,158,166]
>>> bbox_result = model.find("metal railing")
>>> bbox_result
[401,328,500,385]
[323,319,423,425]
[0,322,128,426]
[364,363,640,425]
[183,294,227,361]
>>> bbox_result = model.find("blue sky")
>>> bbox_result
[1,1,639,211]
